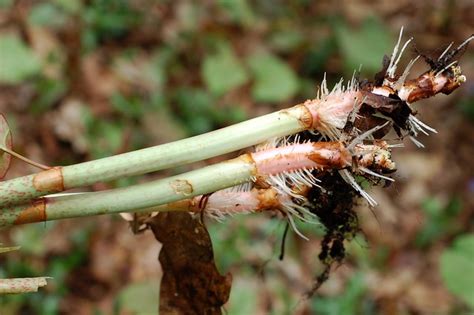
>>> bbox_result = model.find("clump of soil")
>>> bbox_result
[305,172,360,296]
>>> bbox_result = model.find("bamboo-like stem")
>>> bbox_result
[0,33,469,208]
[0,141,395,227]
[120,187,290,233]
[0,154,257,227]
[0,105,311,207]
[121,187,289,221]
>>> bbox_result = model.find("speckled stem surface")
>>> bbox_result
[0,106,310,207]
[0,155,256,227]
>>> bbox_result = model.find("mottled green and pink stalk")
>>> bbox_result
[0,140,395,227]
[0,32,470,226]
[0,66,454,207]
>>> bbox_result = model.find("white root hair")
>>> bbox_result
[408,114,437,137]
[314,73,360,140]
[338,169,377,207]
[359,166,395,182]
[394,55,420,91]
[385,27,414,83]
[438,42,454,61]
[409,135,425,148]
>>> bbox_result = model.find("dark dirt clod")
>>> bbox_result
[305,172,360,295]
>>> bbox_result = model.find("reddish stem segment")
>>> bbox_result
[166,188,286,215]
[251,141,394,176]
[373,66,465,103]
[0,140,396,227]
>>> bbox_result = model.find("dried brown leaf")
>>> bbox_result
[148,212,232,315]
[0,114,12,179]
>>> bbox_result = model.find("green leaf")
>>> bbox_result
[0,114,12,179]
[110,93,144,119]
[312,272,368,315]
[117,281,159,314]
[0,0,12,8]
[52,0,82,14]
[28,3,68,27]
[89,120,124,159]
[302,36,337,75]
[174,88,215,135]
[82,0,141,51]
[247,52,299,102]
[416,197,462,247]
[226,277,258,315]
[421,197,442,216]
[269,29,304,52]
[31,78,68,114]
[202,44,248,96]
[11,224,54,255]
[458,97,474,120]
[83,107,124,158]
[218,0,255,27]
[209,216,253,271]
[0,35,41,84]
[440,234,474,309]
[335,18,392,74]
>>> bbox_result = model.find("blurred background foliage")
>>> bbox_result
[0,0,473,314]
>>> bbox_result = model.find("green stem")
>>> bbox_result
[0,106,309,207]
[0,155,256,227]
